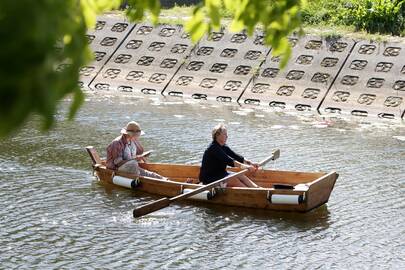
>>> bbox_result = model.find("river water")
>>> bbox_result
[1,93,404,269]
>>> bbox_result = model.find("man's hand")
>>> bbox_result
[247,165,258,173]
[245,159,259,170]
[251,163,259,169]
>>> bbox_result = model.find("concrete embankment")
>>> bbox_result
[79,15,405,120]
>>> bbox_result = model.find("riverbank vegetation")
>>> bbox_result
[160,0,405,37]
[301,0,405,36]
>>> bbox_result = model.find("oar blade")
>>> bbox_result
[272,149,280,160]
[133,197,171,218]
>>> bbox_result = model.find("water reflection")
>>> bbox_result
[176,199,330,230]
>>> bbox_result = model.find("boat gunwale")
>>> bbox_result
[94,163,333,191]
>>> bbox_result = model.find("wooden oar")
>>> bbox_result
[133,149,280,218]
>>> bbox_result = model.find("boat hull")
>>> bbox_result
[91,161,338,212]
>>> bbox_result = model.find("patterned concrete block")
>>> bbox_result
[239,36,355,112]
[89,24,193,94]
[79,16,134,90]
[163,30,270,103]
[319,41,405,119]
[84,15,405,120]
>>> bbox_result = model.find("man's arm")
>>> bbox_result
[223,145,244,164]
[211,144,235,167]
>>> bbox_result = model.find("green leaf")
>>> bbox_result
[0,0,122,137]
[69,88,85,120]
[207,4,221,29]
[273,36,289,55]
[230,19,245,32]
[279,44,292,69]
[185,7,209,42]
[224,0,238,11]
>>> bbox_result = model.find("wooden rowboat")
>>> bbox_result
[86,146,338,212]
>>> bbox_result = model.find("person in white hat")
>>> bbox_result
[106,121,165,179]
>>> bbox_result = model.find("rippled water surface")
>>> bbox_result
[1,94,404,269]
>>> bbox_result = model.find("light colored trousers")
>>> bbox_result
[118,160,164,179]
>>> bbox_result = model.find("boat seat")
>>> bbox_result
[86,146,102,165]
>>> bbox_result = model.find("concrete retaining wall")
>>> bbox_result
[80,15,405,120]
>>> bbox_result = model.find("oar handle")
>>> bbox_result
[133,149,280,218]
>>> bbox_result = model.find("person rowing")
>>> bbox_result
[199,123,260,188]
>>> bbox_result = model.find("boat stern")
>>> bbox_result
[305,171,338,211]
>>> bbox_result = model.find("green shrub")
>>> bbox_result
[335,0,405,35]
[301,0,346,25]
